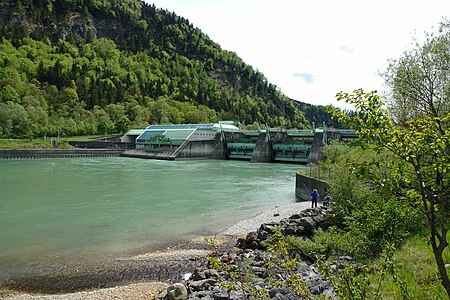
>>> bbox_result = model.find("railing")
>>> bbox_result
[326,128,357,135]
[297,163,334,182]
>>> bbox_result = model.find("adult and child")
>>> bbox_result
[311,189,332,208]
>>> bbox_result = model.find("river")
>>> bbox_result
[0,157,303,280]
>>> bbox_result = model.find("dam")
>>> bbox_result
[0,123,357,163]
[118,122,358,164]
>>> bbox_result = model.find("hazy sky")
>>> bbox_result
[147,0,448,108]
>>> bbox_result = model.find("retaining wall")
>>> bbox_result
[295,172,329,201]
[68,141,135,149]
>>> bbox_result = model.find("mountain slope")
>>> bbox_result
[0,0,331,138]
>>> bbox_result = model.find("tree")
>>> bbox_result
[0,101,31,138]
[381,19,450,124]
[328,89,450,297]
[1,0,314,137]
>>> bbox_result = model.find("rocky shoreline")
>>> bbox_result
[1,201,330,300]
[158,205,335,299]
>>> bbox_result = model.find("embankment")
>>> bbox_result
[0,149,122,159]
[295,172,328,201]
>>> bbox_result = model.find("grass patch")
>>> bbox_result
[62,134,118,142]
[0,139,70,149]
[370,233,449,299]
[0,135,118,150]
[285,229,449,298]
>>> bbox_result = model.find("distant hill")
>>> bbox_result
[0,0,335,138]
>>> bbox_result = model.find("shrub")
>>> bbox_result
[285,227,355,260]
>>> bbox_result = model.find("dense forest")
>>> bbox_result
[0,0,337,138]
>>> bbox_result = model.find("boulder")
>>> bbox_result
[188,278,217,292]
[191,268,219,281]
[299,216,317,234]
[159,283,188,300]
[163,206,337,299]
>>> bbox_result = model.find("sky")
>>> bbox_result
[147,0,449,108]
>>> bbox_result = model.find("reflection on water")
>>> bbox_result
[0,158,303,278]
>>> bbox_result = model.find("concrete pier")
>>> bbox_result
[250,132,272,163]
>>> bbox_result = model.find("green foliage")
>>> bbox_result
[328,88,450,296]
[294,100,350,128]
[286,20,449,298]
[0,1,317,139]
[381,19,450,124]
[350,195,422,258]
[285,228,354,260]
[313,142,424,259]
[289,229,450,299]
[319,244,408,300]
[367,234,450,299]
[203,236,218,249]
[209,230,312,299]
[0,138,71,149]
[321,141,352,164]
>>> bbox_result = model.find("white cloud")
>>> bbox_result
[339,46,355,54]
[293,73,315,84]
[148,0,449,108]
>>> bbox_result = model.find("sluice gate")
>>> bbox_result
[272,140,311,163]
[224,130,319,164]
[226,140,256,160]
[122,124,358,164]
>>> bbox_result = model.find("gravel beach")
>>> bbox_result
[1,201,311,300]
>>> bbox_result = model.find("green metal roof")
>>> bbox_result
[146,124,215,130]
[136,130,166,141]
[125,129,145,136]
[164,129,195,140]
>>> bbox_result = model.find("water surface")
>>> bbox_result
[0,158,303,278]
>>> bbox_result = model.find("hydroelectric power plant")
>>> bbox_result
[119,122,358,164]
[0,122,358,164]
[0,124,358,283]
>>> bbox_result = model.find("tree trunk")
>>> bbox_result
[432,243,450,298]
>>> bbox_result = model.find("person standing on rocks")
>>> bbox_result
[311,189,319,208]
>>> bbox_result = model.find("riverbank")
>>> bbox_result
[0,149,122,159]
[0,201,311,300]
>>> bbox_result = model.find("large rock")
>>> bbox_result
[163,206,337,299]
[190,268,219,281]
[159,283,188,300]
[236,206,334,251]
[235,231,260,249]
[188,278,217,292]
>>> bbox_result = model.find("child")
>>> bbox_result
[323,194,332,207]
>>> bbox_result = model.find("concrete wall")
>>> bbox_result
[176,140,226,159]
[0,149,122,159]
[295,172,329,201]
[69,141,135,149]
[120,135,139,143]
[120,150,175,160]
[189,130,218,141]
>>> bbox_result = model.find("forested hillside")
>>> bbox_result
[0,0,333,138]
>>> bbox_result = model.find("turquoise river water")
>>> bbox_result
[0,157,303,280]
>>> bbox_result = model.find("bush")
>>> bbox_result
[285,227,355,260]
[322,146,425,259]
